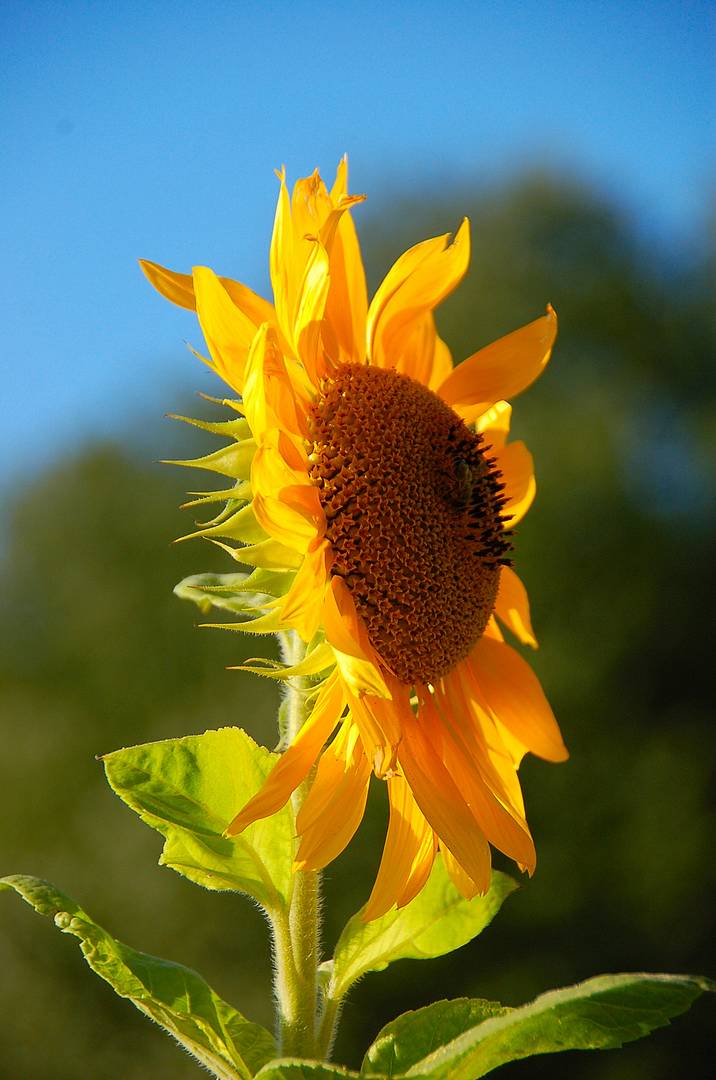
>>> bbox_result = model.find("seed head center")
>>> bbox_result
[309,364,511,685]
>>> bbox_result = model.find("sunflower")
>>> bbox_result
[141,158,568,921]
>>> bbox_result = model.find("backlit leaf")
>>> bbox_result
[324,859,516,1003]
[1,875,275,1080]
[102,728,295,912]
[361,973,714,1078]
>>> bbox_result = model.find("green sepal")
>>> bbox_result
[182,482,252,510]
[102,728,295,912]
[164,438,256,480]
[215,537,303,571]
[176,565,295,609]
[0,875,276,1080]
[234,642,334,680]
[197,390,245,414]
[168,413,251,440]
[361,973,715,1078]
[255,1062,360,1080]
[175,570,294,616]
[203,608,287,635]
[177,501,267,545]
[323,858,517,1004]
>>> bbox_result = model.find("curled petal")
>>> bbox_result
[398,704,500,888]
[438,305,557,412]
[193,266,259,393]
[495,566,538,648]
[295,730,371,870]
[493,439,536,527]
[368,222,470,369]
[364,774,437,921]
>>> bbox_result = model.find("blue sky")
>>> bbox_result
[1,0,713,483]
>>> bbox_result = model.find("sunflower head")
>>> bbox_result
[308,361,510,685]
[142,158,567,921]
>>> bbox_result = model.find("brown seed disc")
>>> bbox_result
[308,363,511,685]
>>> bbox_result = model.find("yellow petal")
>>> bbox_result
[437,305,557,412]
[482,615,504,642]
[475,400,512,446]
[366,234,453,359]
[243,326,310,443]
[291,169,332,239]
[429,333,454,391]
[442,843,489,899]
[398,703,499,888]
[333,649,391,700]
[140,259,278,333]
[447,664,527,817]
[493,440,536,527]
[423,691,536,869]
[140,260,196,310]
[295,733,371,870]
[225,670,344,835]
[294,239,331,367]
[243,324,279,440]
[252,491,319,554]
[321,577,391,698]
[325,158,368,364]
[368,222,470,370]
[495,566,538,648]
[363,774,437,921]
[322,576,373,662]
[193,266,259,394]
[251,434,305,505]
[269,167,295,350]
[279,540,331,642]
[346,685,401,774]
[388,311,454,388]
[468,637,568,763]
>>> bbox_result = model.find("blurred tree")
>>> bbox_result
[1,173,713,1078]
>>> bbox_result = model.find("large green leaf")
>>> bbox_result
[323,859,517,1003]
[361,973,714,1078]
[102,728,294,913]
[255,1062,360,1079]
[1,875,276,1080]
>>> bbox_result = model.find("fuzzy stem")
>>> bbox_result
[272,631,321,1058]
[316,994,343,1062]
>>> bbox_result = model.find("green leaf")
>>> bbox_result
[361,973,714,1078]
[102,728,295,913]
[324,859,517,1003]
[1,875,276,1080]
[255,1061,361,1080]
[361,999,507,1076]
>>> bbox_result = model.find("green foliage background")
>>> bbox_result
[1,173,713,1077]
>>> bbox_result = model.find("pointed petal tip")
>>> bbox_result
[223,810,247,837]
[552,741,570,763]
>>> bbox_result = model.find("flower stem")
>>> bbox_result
[272,631,321,1058]
[316,994,342,1062]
